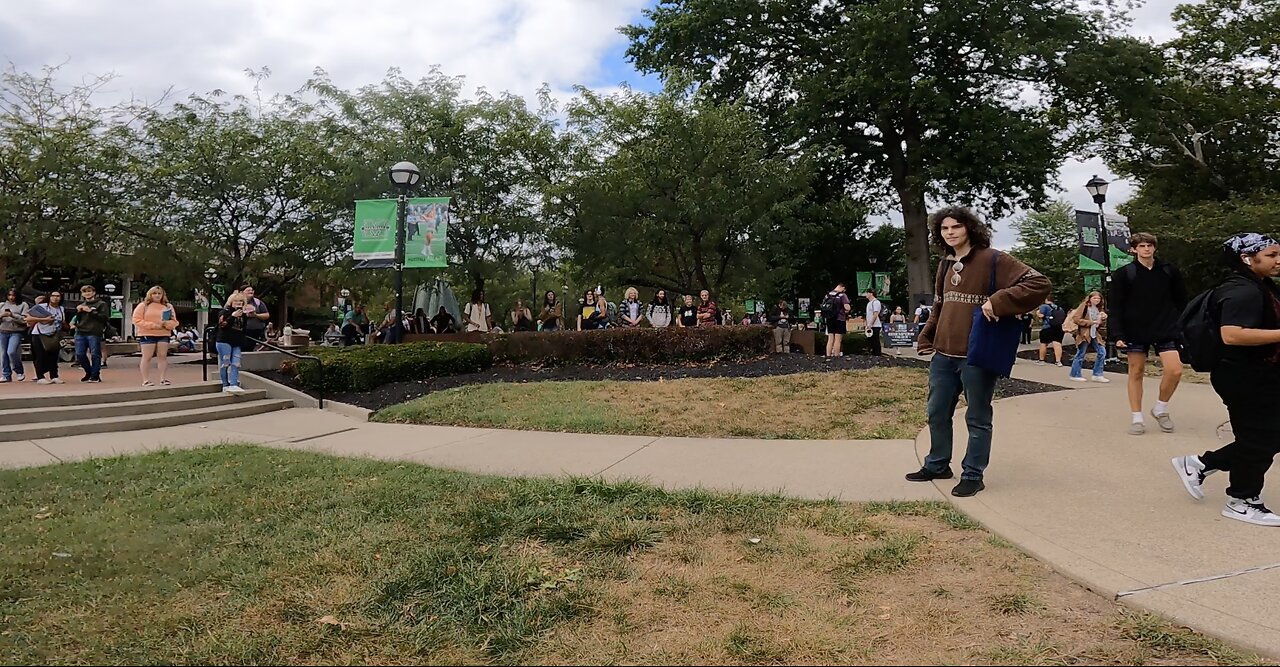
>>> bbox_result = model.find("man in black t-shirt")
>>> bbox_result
[1110,233,1188,436]
[1172,234,1280,527]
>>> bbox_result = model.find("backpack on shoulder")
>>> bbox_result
[820,292,840,321]
[1177,288,1220,372]
[1045,305,1066,329]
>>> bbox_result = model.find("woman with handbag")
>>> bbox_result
[25,292,65,384]
[905,207,1051,497]
[1067,291,1110,383]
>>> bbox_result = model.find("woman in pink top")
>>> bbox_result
[131,286,178,386]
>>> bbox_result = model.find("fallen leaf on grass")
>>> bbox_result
[316,615,348,629]
[34,511,53,520]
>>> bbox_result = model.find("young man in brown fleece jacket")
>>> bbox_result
[906,207,1052,497]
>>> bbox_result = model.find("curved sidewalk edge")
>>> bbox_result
[916,364,1280,660]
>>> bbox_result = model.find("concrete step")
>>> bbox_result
[0,390,270,426]
[0,399,294,442]
[0,382,223,410]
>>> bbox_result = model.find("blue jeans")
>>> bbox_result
[923,354,1000,480]
[1070,337,1106,378]
[74,335,103,378]
[0,331,23,379]
[216,342,241,387]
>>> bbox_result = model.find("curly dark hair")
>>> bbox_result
[928,206,992,255]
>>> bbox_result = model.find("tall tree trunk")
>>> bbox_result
[901,191,933,306]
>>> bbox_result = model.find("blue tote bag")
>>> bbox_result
[966,250,1024,377]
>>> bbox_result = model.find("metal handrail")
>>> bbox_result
[202,327,324,408]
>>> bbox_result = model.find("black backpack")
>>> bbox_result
[820,292,840,320]
[1177,288,1219,372]
[1045,305,1066,329]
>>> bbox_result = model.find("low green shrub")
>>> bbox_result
[488,325,773,367]
[290,341,491,393]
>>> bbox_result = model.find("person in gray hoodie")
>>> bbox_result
[0,287,30,382]
[72,284,111,383]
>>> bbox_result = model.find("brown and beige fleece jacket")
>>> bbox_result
[917,247,1052,358]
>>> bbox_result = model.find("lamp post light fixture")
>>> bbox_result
[1086,174,1118,361]
[388,161,422,344]
[103,282,117,295]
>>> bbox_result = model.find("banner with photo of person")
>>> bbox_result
[353,197,451,268]
[1076,210,1133,272]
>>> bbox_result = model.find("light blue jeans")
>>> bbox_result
[0,331,23,379]
[216,342,241,387]
[1070,337,1106,378]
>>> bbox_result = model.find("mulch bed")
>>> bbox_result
[260,353,1065,413]
[1015,346,1132,374]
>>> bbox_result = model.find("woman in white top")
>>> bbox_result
[464,289,493,332]
[646,289,673,328]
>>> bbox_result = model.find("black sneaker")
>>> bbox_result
[905,467,954,482]
[951,479,985,497]
[80,374,91,383]
[87,377,102,383]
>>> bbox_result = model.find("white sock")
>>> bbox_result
[1154,400,1169,416]
[1132,412,1144,424]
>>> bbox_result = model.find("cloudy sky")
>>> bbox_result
[2,0,1189,246]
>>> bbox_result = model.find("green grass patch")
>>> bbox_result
[374,368,930,440]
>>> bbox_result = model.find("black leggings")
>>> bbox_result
[31,335,60,379]
[1201,362,1280,500]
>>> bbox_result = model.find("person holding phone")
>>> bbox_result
[238,284,271,350]
[0,288,29,382]
[131,285,179,386]
[215,291,249,393]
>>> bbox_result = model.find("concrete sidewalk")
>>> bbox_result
[2,355,1276,658]
[925,358,1280,659]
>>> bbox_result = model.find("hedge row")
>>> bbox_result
[488,325,774,367]
[290,341,492,393]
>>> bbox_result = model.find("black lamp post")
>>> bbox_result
[388,161,422,343]
[1085,175,1117,360]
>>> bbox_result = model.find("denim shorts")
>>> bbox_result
[138,336,170,345]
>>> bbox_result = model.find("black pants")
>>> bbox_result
[31,335,59,379]
[1201,361,1280,500]
[868,327,882,355]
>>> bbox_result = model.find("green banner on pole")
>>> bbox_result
[856,272,873,293]
[354,197,450,268]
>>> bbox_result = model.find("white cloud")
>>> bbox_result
[0,0,649,105]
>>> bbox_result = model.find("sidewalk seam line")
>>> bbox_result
[1116,561,1280,598]
[32,441,62,463]
[594,437,661,477]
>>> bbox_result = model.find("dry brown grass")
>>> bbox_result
[532,509,1259,666]
[376,367,929,440]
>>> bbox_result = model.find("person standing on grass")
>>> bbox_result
[696,290,720,327]
[0,288,29,382]
[1172,234,1280,527]
[132,286,179,386]
[619,287,644,328]
[769,299,793,353]
[1036,296,1066,366]
[1067,291,1110,384]
[72,284,110,383]
[538,291,563,331]
[646,290,673,328]
[906,206,1051,497]
[677,294,698,328]
[26,292,65,384]
[1110,233,1188,436]
[215,291,249,394]
[864,289,884,356]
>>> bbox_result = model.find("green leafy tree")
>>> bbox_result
[1009,200,1083,305]
[553,88,812,298]
[624,0,1117,304]
[309,69,561,293]
[0,65,139,290]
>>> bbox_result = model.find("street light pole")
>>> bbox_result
[1085,175,1116,361]
[388,161,422,344]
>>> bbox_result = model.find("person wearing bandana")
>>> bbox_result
[1173,233,1280,526]
[906,206,1051,497]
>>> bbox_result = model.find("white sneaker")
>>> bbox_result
[35,378,51,385]
[1034,360,1046,366]
[1069,376,1088,382]
[226,385,246,394]
[14,375,24,382]
[1090,375,1110,383]
[1171,455,1215,500]
[50,378,65,384]
[1222,497,1280,527]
